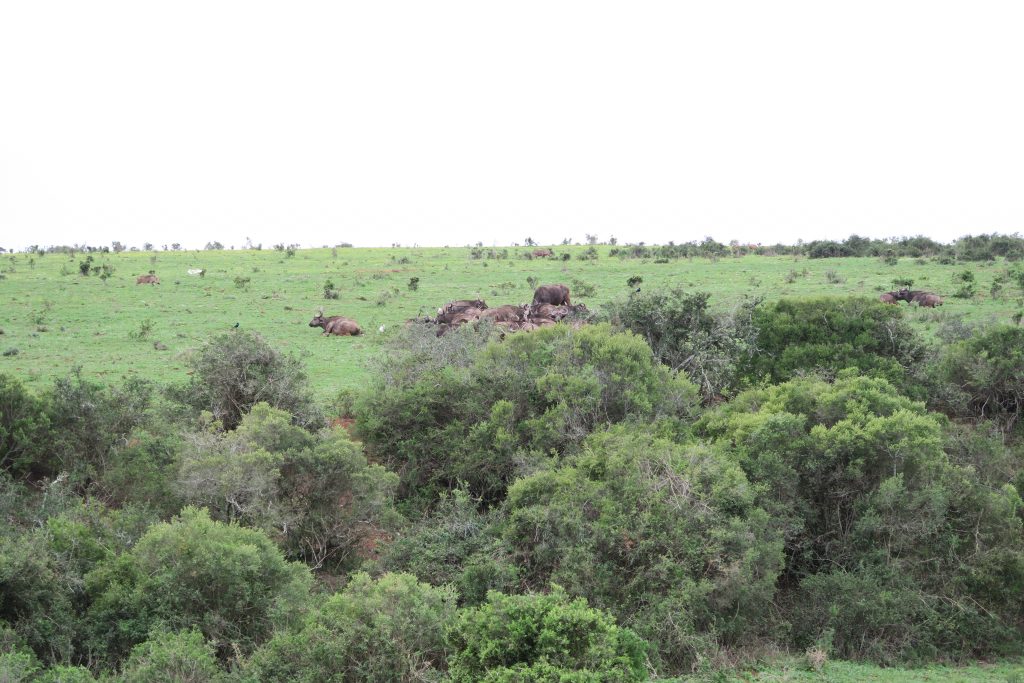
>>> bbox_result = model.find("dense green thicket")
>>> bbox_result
[503,427,783,671]
[606,287,759,401]
[356,323,699,510]
[744,296,923,388]
[1,295,1022,680]
[698,373,1024,662]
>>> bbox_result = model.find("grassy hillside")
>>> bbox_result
[689,659,1024,682]
[1,245,1021,397]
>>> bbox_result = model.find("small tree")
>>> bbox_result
[174,331,321,430]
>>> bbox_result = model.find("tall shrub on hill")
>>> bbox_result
[246,572,456,683]
[356,324,699,510]
[447,588,648,683]
[0,374,48,478]
[743,297,923,388]
[606,288,759,402]
[501,426,783,673]
[698,372,1024,662]
[173,330,321,430]
[84,507,312,666]
[928,326,1024,433]
[178,403,401,572]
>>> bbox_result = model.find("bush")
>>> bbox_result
[120,629,223,683]
[606,287,759,401]
[356,324,699,510]
[85,507,312,664]
[173,331,321,430]
[43,371,154,486]
[0,374,49,478]
[743,297,923,389]
[698,373,1024,662]
[447,587,647,683]
[373,489,518,605]
[929,326,1024,432]
[178,404,400,572]
[246,572,455,683]
[501,427,782,673]
[0,531,77,665]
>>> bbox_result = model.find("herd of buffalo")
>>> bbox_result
[308,283,591,337]
[879,287,943,307]
[134,270,946,337]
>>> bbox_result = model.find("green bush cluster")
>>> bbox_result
[1,305,1023,680]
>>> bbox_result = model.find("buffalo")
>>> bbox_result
[309,309,362,336]
[136,274,160,285]
[879,287,910,304]
[532,284,571,306]
[480,304,529,323]
[910,291,943,308]
[437,299,488,324]
[532,248,553,258]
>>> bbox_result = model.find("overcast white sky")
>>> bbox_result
[1,1,1023,250]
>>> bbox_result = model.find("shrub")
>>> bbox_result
[0,374,49,478]
[119,629,223,683]
[43,371,154,484]
[85,507,312,664]
[247,572,455,683]
[930,326,1024,432]
[0,531,77,664]
[606,287,759,401]
[570,278,596,297]
[447,587,648,683]
[743,297,923,389]
[698,373,1024,662]
[356,324,698,510]
[374,489,518,605]
[179,404,399,572]
[953,268,977,298]
[173,331,321,430]
[501,427,782,673]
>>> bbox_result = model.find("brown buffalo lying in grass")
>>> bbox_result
[310,309,362,336]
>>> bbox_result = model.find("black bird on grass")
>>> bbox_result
[232,322,239,328]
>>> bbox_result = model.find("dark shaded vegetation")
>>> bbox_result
[1,290,1023,680]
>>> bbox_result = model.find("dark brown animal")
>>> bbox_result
[480,305,529,323]
[309,309,362,336]
[910,291,943,308]
[879,288,912,304]
[437,299,488,324]
[528,303,568,321]
[532,284,571,306]
[448,309,483,327]
[136,274,160,285]
[532,249,553,258]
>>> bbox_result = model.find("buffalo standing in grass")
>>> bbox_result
[879,288,910,304]
[910,291,943,308]
[310,309,362,336]
[532,284,571,306]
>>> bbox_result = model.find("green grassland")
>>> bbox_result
[1,245,1022,398]
[687,659,1024,682]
